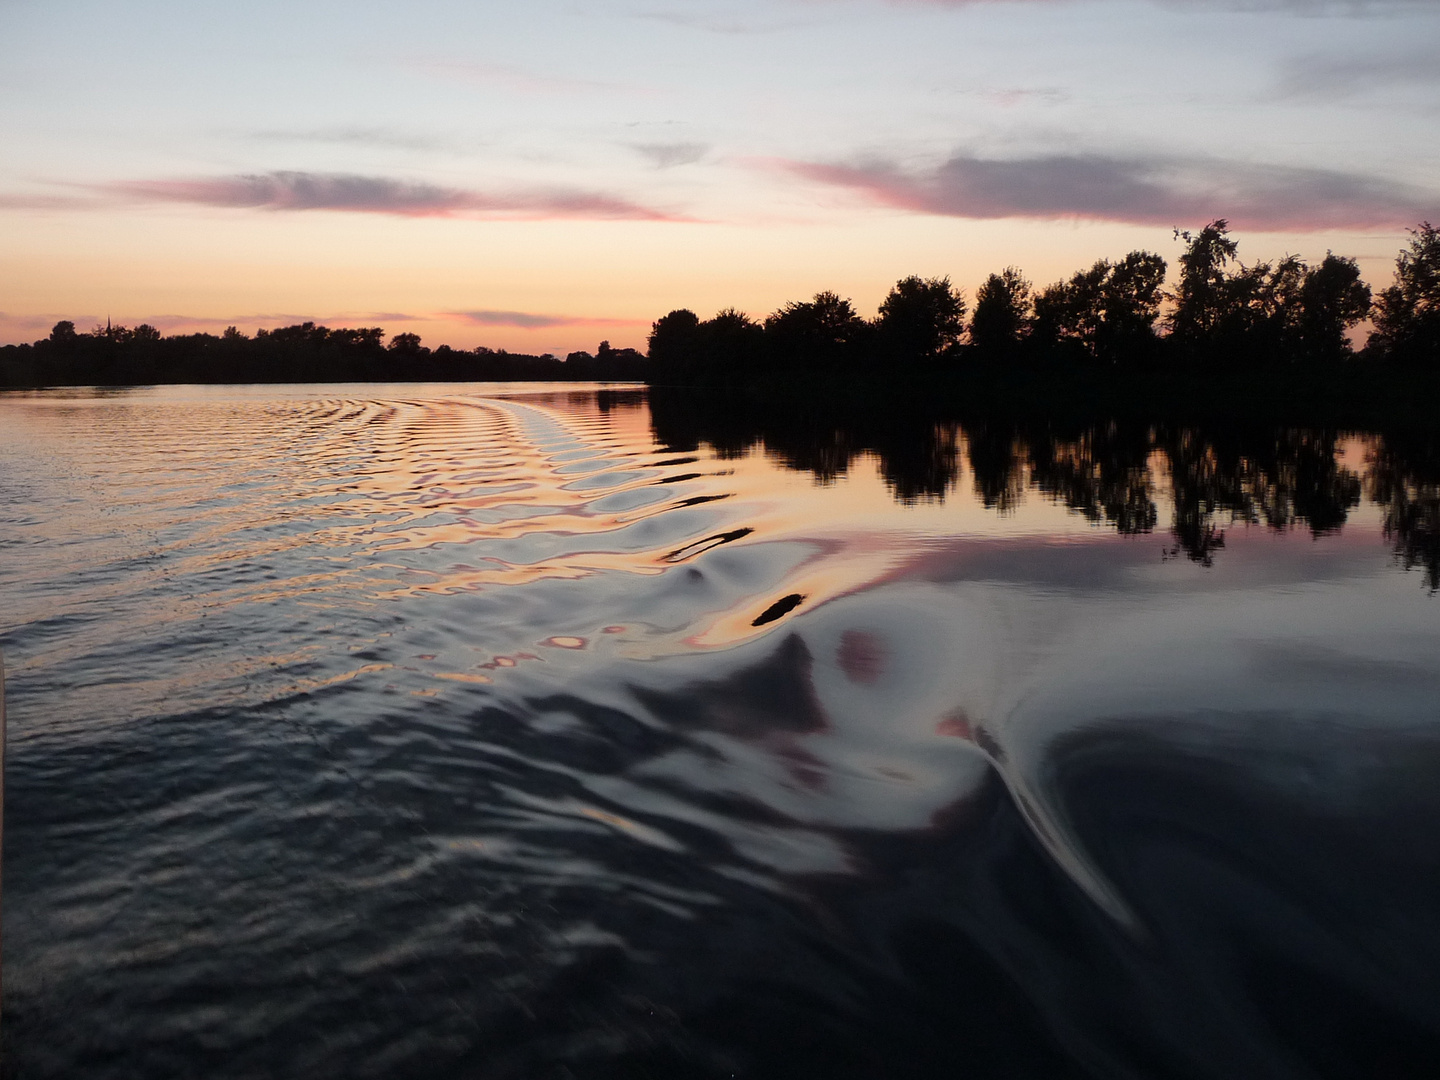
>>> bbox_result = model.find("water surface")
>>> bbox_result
[2,384,1438,1078]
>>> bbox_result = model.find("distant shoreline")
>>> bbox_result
[5,221,1435,404]
[7,366,1436,437]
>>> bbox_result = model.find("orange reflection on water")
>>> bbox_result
[0,385,1409,724]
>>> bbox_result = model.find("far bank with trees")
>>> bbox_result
[2,221,1436,395]
[646,221,1440,395]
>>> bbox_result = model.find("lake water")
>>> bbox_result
[2,384,1438,1078]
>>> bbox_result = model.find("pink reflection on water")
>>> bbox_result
[836,629,885,685]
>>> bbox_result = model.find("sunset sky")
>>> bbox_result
[2,0,1436,355]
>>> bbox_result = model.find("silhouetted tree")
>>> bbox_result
[647,309,703,383]
[1297,254,1371,362]
[1169,220,1239,347]
[874,275,966,362]
[764,291,868,368]
[1371,222,1440,368]
[1033,261,1109,362]
[1209,254,1305,359]
[644,308,761,385]
[327,326,384,350]
[389,332,425,354]
[590,339,646,378]
[1097,251,1167,362]
[1031,252,1166,363]
[697,308,766,384]
[1166,222,1364,365]
[969,268,1032,357]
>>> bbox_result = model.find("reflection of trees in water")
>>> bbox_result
[1160,427,1361,566]
[1163,430,1234,566]
[877,422,962,504]
[1029,422,1158,535]
[648,390,963,504]
[646,388,1439,587]
[1368,432,1440,592]
[964,421,1028,514]
[942,420,1361,567]
[1263,430,1362,535]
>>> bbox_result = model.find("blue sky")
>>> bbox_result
[2,0,1436,352]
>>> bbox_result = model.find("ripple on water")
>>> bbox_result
[2,384,1439,1078]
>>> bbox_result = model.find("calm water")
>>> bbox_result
[2,384,1439,1079]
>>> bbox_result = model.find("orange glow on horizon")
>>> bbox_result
[1,205,1413,356]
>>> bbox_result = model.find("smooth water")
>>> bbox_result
[2,384,1438,1079]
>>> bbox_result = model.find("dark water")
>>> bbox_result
[2,384,1439,1079]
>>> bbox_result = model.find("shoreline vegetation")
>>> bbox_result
[0,326,650,388]
[1,219,1435,588]
[1,221,1435,410]
[642,220,1438,408]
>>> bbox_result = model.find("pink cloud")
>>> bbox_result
[780,152,1438,231]
[104,171,688,222]
[0,193,103,210]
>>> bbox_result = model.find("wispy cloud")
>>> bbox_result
[0,193,102,210]
[415,58,643,96]
[243,127,451,152]
[780,151,1438,230]
[631,142,709,168]
[1275,48,1440,99]
[450,310,645,330]
[635,9,818,34]
[102,171,687,221]
[977,87,1068,108]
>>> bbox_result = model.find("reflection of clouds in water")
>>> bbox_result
[562,578,1009,881]
[587,528,1440,913]
[836,628,884,684]
[6,387,1440,1077]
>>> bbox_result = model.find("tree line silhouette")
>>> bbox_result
[0,322,647,388]
[1,220,1434,390]
[648,221,1440,384]
[646,389,1440,591]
